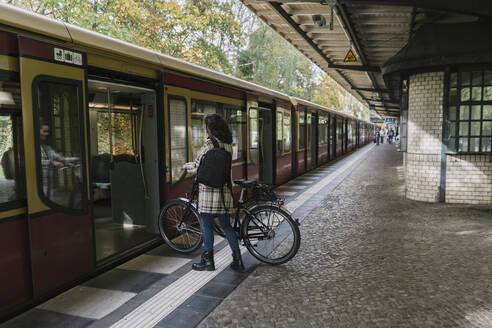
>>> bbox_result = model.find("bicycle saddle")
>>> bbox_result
[233,179,257,188]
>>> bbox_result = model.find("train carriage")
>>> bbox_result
[0,3,374,320]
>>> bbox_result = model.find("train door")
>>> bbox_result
[317,114,328,164]
[296,109,306,175]
[18,37,92,297]
[274,104,292,185]
[344,119,348,153]
[88,80,159,263]
[307,111,317,169]
[249,105,274,185]
[258,107,274,184]
[355,121,362,148]
[306,112,312,170]
[328,113,332,160]
[0,31,31,312]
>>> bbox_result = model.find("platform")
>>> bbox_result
[2,143,491,328]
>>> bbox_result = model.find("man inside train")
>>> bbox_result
[39,122,79,202]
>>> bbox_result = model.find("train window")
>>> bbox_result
[343,120,348,150]
[318,116,328,145]
[191,100,216,161]
[283,111,291,153]
[89,90,141,157]
[352,122,357,145]
[347,122,352,147]
[224,105,246,162]
[249,108,259,165]
[0,80,24,205]
[324,116,329,144]
[336,119,343,150]
[298,111,306,150]
[34,78,83,209]
[328,115,333,147]
[276,111,283,157]
[306,113,312,151]
[169,97,188,184]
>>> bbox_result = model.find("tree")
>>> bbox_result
[6,0,371,117]
[236,23,317,100]
[6,0,242,73]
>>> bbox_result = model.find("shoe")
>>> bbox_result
[231,249,245,272]
[192,251,215,271]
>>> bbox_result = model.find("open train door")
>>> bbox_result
[18,36,93,297]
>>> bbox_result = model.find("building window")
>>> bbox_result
[446,70,492,153]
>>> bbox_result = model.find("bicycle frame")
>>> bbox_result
[183,179,293,243]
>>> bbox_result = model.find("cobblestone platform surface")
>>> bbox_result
[198,145,492,327]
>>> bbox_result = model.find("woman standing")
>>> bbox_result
[183,114,244,272]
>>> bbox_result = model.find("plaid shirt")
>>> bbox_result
[185,137,234,214]
[40,144,65,200]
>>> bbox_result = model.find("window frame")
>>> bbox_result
[282,110,292,154]
[0,75,26,211]
[168,95,189,187]
[190,98,217,163]
[445,68,492,154]
[223,103,247,163]
[297,110,306,151]
[248,107,259,165]
[32,75,88,214]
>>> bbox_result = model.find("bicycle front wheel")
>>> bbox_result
[241,204,300,265]
[158,199,202,253]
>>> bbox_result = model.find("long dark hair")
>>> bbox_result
[205,113,232,144]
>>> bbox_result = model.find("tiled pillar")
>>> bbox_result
[405,72,444,202]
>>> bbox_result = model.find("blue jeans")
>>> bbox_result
[199,213,239,252]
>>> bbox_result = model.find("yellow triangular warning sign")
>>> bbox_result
[344,49,357,62]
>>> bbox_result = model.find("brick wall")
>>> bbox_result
[405,72,444,202]
[404,71,492,204]
[446,155,492,204]
[407,72,444,154]
[406,153,441,202]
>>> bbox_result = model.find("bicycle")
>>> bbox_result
[158,171,301,265]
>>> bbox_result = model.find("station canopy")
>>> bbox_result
[239,0,492,118]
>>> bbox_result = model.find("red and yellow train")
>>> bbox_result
[0,3,374,318]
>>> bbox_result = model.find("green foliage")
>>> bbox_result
[7,0,370,118]
[312,74,343,109]
[0,116,13,158]
[7,0,241,73]
[236,23,316,100]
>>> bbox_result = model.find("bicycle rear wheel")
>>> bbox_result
[158,199,202,253]
[241,204,300,265]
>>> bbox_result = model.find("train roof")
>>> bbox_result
[0,3,368,122]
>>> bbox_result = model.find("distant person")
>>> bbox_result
[40,122,79,201]
[375,130,380,146]
[380,130,384,144]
